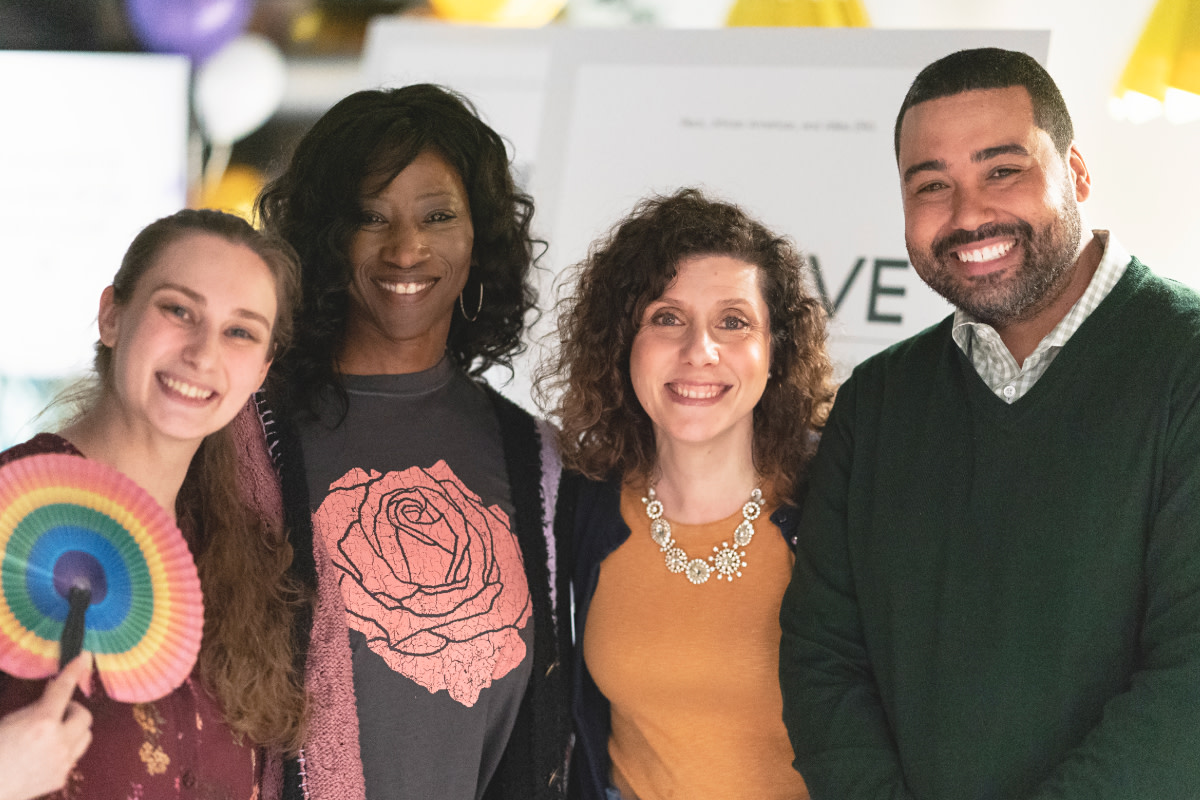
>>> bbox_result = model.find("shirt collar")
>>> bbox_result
[951,230,1129,355]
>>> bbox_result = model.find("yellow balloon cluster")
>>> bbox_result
[1113,0,1200,123]
[429,0,565,26]
[727,0,870,27]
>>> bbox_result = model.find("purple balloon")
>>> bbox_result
[126,0,254,63]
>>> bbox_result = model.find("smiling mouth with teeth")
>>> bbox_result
[378,278,436,295]
[668,383,727,400]
[161,375,214,400]
[956,240,1015,263]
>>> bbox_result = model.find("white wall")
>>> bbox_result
[865,0,1200,284]
[628,0,1200,283]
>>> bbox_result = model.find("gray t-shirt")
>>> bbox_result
[298,357,533,800]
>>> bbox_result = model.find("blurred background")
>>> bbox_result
[1,0,1196,444]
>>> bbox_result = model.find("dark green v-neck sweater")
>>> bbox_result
[781,258,1200,800]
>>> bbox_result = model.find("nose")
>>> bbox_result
[682,324,719,366]
[182,323,219,369]
[382,221,430,268]
[948,183,995,233]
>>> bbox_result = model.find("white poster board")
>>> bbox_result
[534,28,1051,381]
[0,51,190,379]
[363,26,1052,407]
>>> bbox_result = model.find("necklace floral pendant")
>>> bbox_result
[642,486,763,585]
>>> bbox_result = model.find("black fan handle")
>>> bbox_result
[59,585,91,669]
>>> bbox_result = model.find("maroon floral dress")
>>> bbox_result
[0,433,262,800]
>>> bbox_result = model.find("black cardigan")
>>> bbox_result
[566,476,799,800]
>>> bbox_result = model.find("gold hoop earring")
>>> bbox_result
[459,282,483,322]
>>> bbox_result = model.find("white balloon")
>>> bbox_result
[194,34,287,146]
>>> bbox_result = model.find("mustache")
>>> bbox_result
[932,221,1033,259]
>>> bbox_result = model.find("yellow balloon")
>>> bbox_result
[196,165,264,221]
[1116,0,1200,100]
[429,0,565,26]
[727,0,870,27]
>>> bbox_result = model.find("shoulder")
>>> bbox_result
[573,475,628,559]
[1120,259,1200,334]
[576,474,622,510]
[835,315,956,405]
[0,433,81,468]
[480,382,538,428]
[855,315,953,376]
[478,382,562,463]
[1111,260,1200,381]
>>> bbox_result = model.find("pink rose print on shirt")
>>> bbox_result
[313,460,531,706]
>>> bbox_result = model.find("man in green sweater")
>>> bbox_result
[779,47,1200,800]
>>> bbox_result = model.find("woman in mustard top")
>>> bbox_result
[541,189,833,800]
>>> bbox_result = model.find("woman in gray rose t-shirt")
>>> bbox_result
[241,84,571,800]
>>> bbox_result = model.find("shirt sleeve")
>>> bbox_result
[1019,362,1200,800]
[778,373,916,800]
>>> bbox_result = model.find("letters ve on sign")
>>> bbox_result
[810,256,908,325]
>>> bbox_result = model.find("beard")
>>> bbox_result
[908,195,1084,328]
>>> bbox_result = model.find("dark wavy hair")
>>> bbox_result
[256,84,538,416]
[539,188,833,500]
[93,209,307,753]
[895,47,1074,158]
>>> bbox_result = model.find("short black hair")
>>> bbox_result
[894,47,1073,159]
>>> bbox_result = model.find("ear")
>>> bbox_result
[97,285,120,348]
[1067,142,1091,203]
[255,358,272,391]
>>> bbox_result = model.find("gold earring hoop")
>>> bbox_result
[459,281,483,322]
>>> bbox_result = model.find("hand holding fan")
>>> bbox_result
[0,453,203,702]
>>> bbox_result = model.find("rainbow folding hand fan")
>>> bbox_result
[0,453,203,702]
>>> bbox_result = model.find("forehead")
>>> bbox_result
[366,148,467,200]
[666,254,765,300]
[148,233,250,272]
[141,233,276,304]
[897,86,1041,168]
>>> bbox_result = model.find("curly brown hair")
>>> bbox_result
[539,188,833,500]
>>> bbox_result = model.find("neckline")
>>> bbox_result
[340,355,457,398]
[654,499,756,534]
[621,482,775,531]
[954,257,1143,416]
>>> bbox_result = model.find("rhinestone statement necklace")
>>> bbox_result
[642,485,763,585]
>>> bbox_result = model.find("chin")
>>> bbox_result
[660,426,727,448]
[151,410,230,444]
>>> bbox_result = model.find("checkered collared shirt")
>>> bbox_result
[951,231,1130,404]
